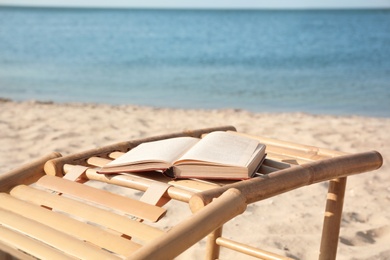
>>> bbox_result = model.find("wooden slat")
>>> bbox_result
[64,165,195,203]
[257,165,279,174]
[36,175,166,222]
[266,144,327,161]
[262,159,292,170]
[229,131,321,153]
[229,131,346,158]
[110,151,125,159]
[87,156,112,167]
[62,165,88,181]
[0,193,140,257]
[0,241,36,260]
[0,225,76,260]
[265,152,312,165]
[10,185,164,242]
[140,182,171,206]
[0,208,119,259]
[167,179,221,192]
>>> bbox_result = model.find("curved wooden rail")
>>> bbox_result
[0,152,62,192]
[189,151,383,211]
[44,126,236,177]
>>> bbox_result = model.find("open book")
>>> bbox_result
[98,131,266,180]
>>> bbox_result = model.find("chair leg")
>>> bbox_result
[205,226,223,260]
[319,177,347,260]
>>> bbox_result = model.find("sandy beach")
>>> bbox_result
[1,99,389,259]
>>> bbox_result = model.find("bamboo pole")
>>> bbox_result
[189,151,382,211]
[0,238,39,260]
[228,131,346,158]
[44,126,236,177]
[319,177,347,260]
[205,227,223,260]
[129,188,246,260]
[73,167,195,203]
[216,237,293,260]
[10,185,164,242]
[0,152,61,192]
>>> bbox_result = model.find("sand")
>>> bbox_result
[1,99,389,259]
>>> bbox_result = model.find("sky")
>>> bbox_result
[1,0,390,9]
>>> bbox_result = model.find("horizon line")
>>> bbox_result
[1,4,390,11]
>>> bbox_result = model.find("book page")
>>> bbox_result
[106,137,199,167]
[175,131,259,167]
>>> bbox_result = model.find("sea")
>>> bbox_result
[0,7,389,117]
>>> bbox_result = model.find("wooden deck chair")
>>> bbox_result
[0,126,383,259]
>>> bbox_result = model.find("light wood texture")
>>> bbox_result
[10,185,163,242]
[216,237,293,260]
[205,227,223,259]
[0,126,384,260]
[62,165,88,181]
[87,156,112,167]
[265,152,312,165]
[229,131,346,158]
[129,188,247,260]
[0,225,76,260]
[319,177,347,260]
[168,179,222,192]
[140,182,171,206]
[0,193,140,257]
[44,126,236,176]
[36,175,166,222]
[189,151,383,211]
[65,165,195,202]
[110,151,125,159]
[0,208,118,259]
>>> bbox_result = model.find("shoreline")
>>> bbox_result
[1,99,389,259]
[1,97,389,119]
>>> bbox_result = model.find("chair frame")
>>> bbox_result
[0,126,383,259]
